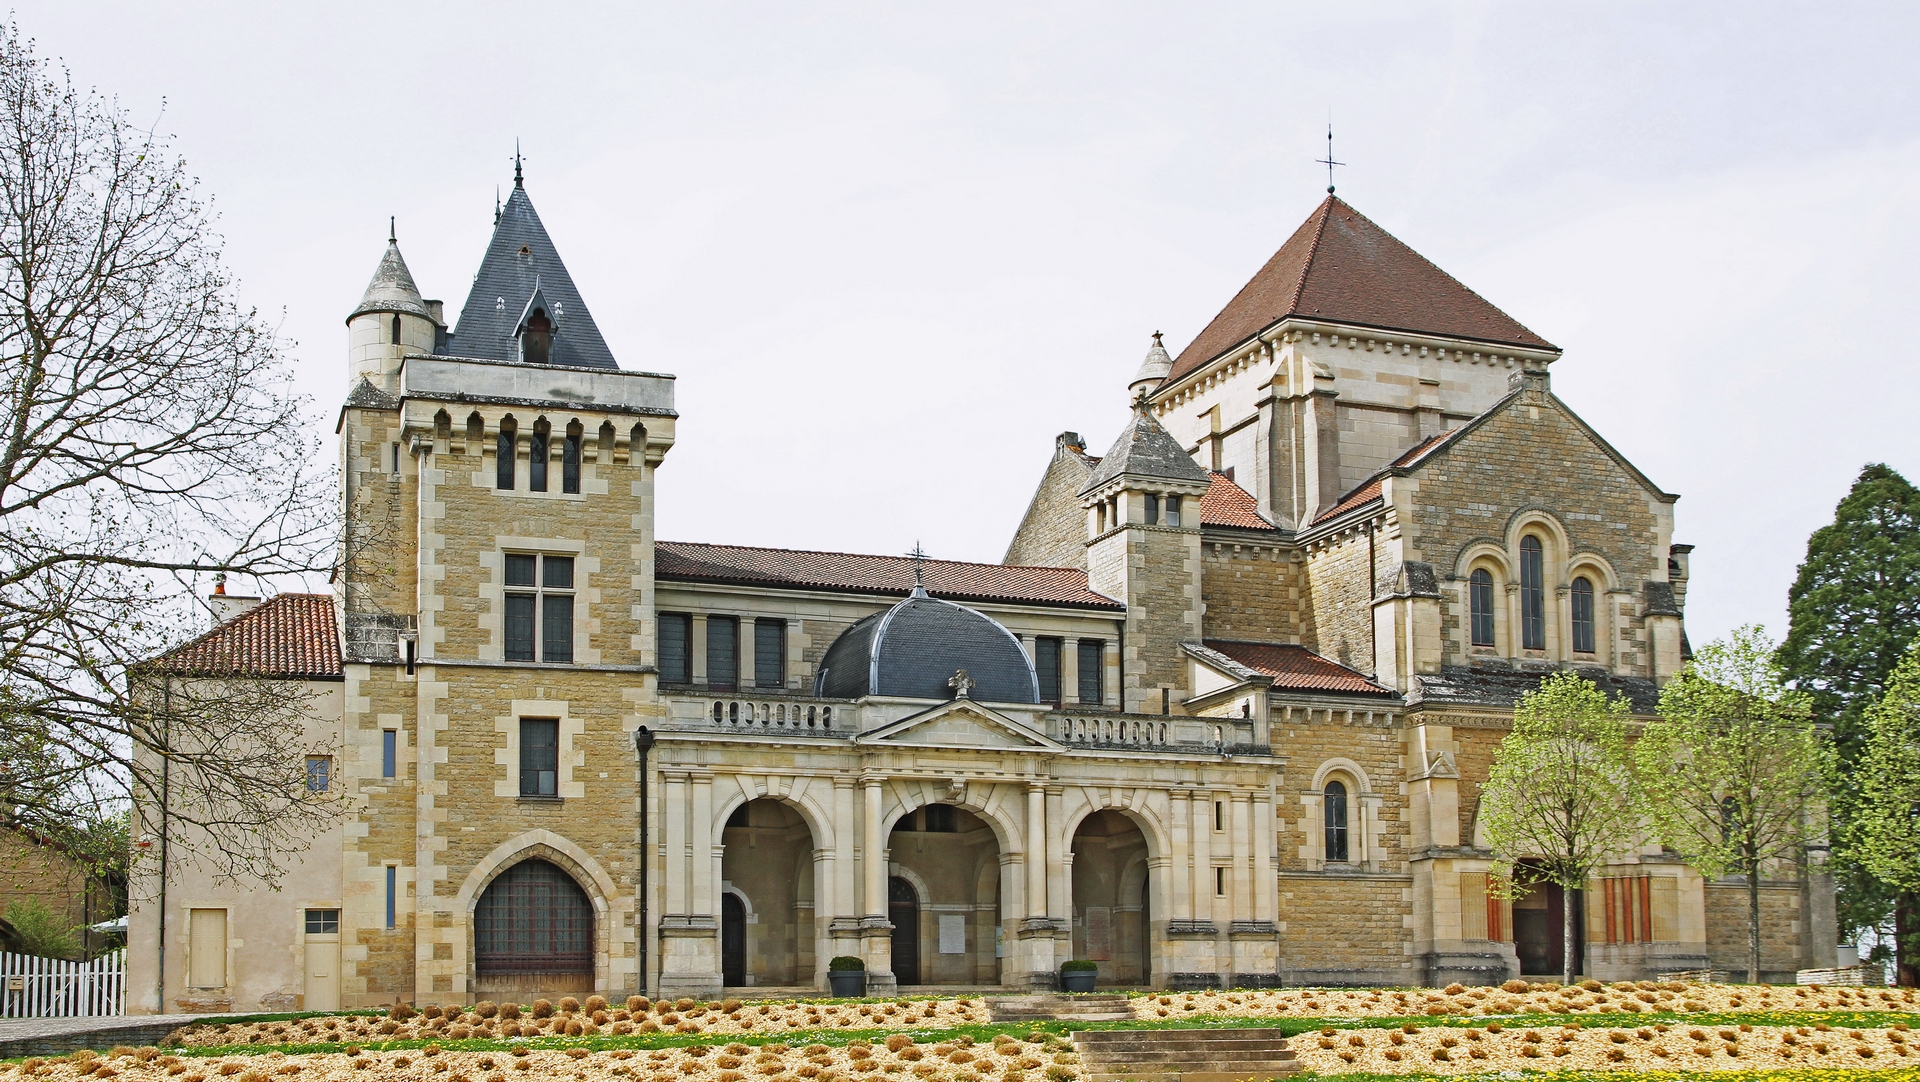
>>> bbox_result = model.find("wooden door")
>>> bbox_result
[721,893,746,987]
[889,877,919,986]
[304,939,340,1011]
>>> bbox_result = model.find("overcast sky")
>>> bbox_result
[23,2,1920,647]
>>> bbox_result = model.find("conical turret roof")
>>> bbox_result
[349,239,431,322]
[446,184,618,370]
[1129,332,1173,392]
[1080,406,1211,494]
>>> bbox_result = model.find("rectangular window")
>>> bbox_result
[381,730,397,779]
[658,613,691,683]
[496,428,516,490]
[305,756,331,793]
[503,553,574,663]
[1165,495,1182,527]
[1035,637,1062,703]
[304,908,340,935]
[1215,867,1226,896]
[1077,639,1104,704]
[1214,801,1224,832]
[188,908,227,988]
[1143,493,1159,524]
[520,718,559,797]
[754,618,787,688]
[528,430,549,492]
[707,616,739,690]
[562,432,581,494]
[385,866,397,929]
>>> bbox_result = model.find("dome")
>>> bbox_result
[814,587,1039,703]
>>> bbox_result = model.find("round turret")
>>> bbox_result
[814,588,1038,703]
[346,230,441,392]
[1127,331,1174,400]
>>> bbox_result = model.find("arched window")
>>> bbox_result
[496,419,517,490]
[1324,780,1350,863]
[474,860,591,976]
[1469,568,1495,647]
[562,424,582,494]
[1519,535,1545,651]
[529,422,549,493]
[1571,576,1595,654]
[390,314,402,345]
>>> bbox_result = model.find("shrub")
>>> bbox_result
[4,899,80,959]
[474,1001,498,1019]
[498,1002,522,1020]
[1058,960,1097,974]
[559,997,581,1014]
[628,996,649,1012]
[531,1000,554,1019]
[584,995,608,1013]
[828,956,865,972]
[886,1035,914,1053]
[389,1002,417,1021]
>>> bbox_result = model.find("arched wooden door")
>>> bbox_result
[721,893,746,987]
[889,877,919,986]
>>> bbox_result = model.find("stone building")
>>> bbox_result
[126,178,1835,1014]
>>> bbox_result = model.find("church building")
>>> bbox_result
[126,171,1837,1014]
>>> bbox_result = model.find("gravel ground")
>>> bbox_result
[1130,981,1919,1023]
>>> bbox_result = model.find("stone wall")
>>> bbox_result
[1003,436,1095,569]
[1703,879,1808,981]
[1277,872,1415,984]
[1303,527,1389,675]
[1200,539,1311,645]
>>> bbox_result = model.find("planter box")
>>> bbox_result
[828,971,867,997]
[1061,970,1097,993]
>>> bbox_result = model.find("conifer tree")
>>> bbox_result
[1779,463,1920,984]
[1854,641,1920,985]
[1639,626,1832,984]
[1480,670,1639,983]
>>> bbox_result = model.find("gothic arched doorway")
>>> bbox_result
[473,859,594,1000]
[1071,809,1153,986]
[720,798,820,987]
[889,877,920,986]
[721,893,747,987]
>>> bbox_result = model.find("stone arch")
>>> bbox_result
[718,795,824,988]
[720,884,754,917]
[1453,538,1513,581]
[1503,507,1571,557]
[1309,757,1374,794]
[455,831,617,998]
[1056,791,1172,865]
[883,786,1009,985]
[1566,552,1620,593]
[709,781,836,851]
[880,780,1024,860]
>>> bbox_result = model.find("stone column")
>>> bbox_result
[860,777,896,992]
[1018,783,1057,988]
[658,769,721,998]
[691,772,716,916]
[826,778,860,983]
[1191,791,1214,927]
[1252,792,1275,923]
[1062,640,1080,705]
[690,614,709,685]
[1229,791,1278,986]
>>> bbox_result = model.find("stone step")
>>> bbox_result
[1075,1028,1288,1045]
[1073,1027,1300,1082]
[1087,1073,1296,1082]
[987,993,1134,1022]
[1078,1041,1295,1054]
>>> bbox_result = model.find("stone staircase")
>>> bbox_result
[1072,1027,1300,1082]
[986,992,1133,1023]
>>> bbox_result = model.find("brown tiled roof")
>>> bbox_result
[1308,432,1454,526]
[1167,196,1555,384]
[1204,640,1393,696]
[656,542,1124,610]
[1200,472,1276,530]
[154,594,343,679]
[1310,478,1382,526]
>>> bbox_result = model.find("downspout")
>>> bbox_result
[1367,520,1378,676]
[156,680,171,1012]
[633,727,654,997]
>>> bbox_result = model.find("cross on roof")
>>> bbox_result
[906,541,927,589]
[1316,123,1345,194]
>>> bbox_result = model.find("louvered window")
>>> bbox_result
[475,860,592,975]
[1035,637,1062,703]
[754,618,786,688]
[658,613,691,684]
[707,616,738,690]
[1077,638,1104,704]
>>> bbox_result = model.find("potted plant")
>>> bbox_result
[1060,959,1098,993]
[827,955,867,997]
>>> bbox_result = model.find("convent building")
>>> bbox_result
[127,172,1838,1014]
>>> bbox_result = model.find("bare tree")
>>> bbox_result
[0,22,335,885]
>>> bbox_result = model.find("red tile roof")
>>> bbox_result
[1203,640,1393,696]
[1167,196,1555,385]
[656,542,1124,610]
[1200,471,1276,530]
[153,594,343,679]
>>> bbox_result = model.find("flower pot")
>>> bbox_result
[1061,970,1097,993]
[828,971,867,997]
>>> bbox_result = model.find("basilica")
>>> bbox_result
[127,172,1836,1014]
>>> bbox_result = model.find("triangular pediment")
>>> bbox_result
[854,700,1063,751]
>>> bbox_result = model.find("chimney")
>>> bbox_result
[209,573,264,623]
[423,299,445,326]
[1056,431,1086,457]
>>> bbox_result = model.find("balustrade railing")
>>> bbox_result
[669,694,847,735]
[1051,713,1257,752]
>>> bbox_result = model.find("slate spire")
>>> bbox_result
[348,233,430,322]
[1079,400,1211,495]
[445,182,619,370]
[1128,331,1174,398]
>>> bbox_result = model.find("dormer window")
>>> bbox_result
[521,309,553,365]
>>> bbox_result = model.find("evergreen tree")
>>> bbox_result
[1639,627,1832,984]
[1779,463,1920,985]
[1854,641,1920,985]
[1480,670,1639,984]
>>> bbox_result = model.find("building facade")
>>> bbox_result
[127,181,1835,1014]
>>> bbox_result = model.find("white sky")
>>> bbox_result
[24,2,1920,649]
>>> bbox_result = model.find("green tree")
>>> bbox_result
[1639,626,1833,984]
[3,898,79,959]
[1479,670,1639,983]
[1778,463,1920,985]
[1853,639,1920,979]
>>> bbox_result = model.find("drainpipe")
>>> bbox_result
[156,681,172,1012]
[633,727,654,997]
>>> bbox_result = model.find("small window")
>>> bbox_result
[707,616,739,691]
[385,866,398,929]
[1215,867,1226,896]
[1143,493,1160,524]
[496,421,517,490]
[520,718,559,797]
[1035,637,1062,703]
[528,428,549,492]
[306,756,331,793]
[1519,535,1546,651]
[521,310,553,365]
[1214,801,1224,832]
[562,430,582,494]
[1077,638,1104,704]
[1469,568,1496,647]
[754,618,786,688]
[305,908,340,935]
[1571,576,1596,654]
[503,553,574,663]
[1166,495,1182,527]
[381,730,397,779]
[923,804,958,833]
[390,314,401,345]
[658,613,691,684]
[1324,780,1350,863]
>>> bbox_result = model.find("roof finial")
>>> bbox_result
[907,541,927,591]
[1317,120,1344,195]
[1152,329,1164,347]
[389,216,396,244]
[514,139,524,189]
[1132,387,1153,412]
[494,186,501,225]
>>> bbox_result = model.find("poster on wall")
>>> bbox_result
[939,914,967,954]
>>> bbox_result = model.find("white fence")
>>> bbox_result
[0,950,125,1018]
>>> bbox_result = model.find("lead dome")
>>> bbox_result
[814,586,1039,703]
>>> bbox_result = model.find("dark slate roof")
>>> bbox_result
[656,541,1122,610]
[1081,408,1211,494]
[444,185,618,370]
[1410,662,1660,714]
[1200,640,1395,696]
[343,378,399,410]
[1167,196,1556,385]
[150,594,343,680]
[349,240,431,321]
[814,587,1039,704]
